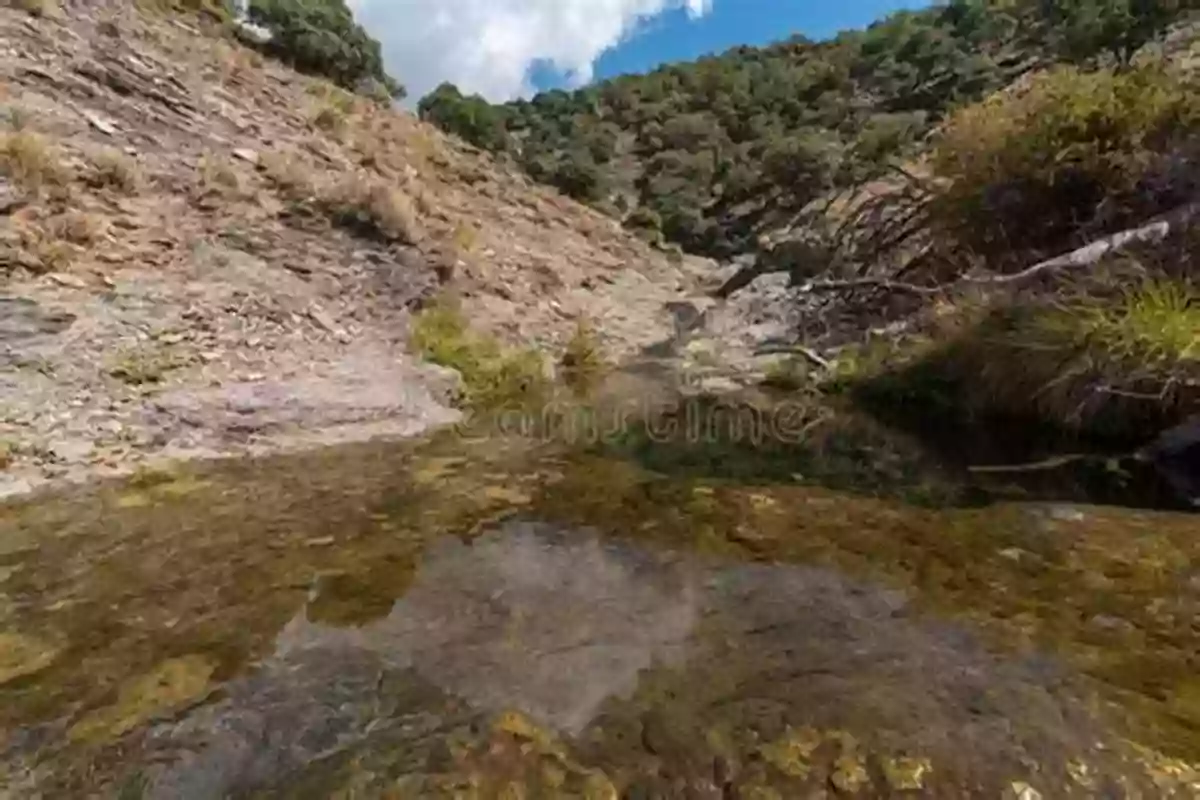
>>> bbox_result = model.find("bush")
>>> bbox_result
[246,0,404,100]
[928,64,1200,267]
[852,280,1200,438]
[0,130,70,194]
[409,299,548,408]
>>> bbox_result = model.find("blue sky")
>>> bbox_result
[537,0,928,91]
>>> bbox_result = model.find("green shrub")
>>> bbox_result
[852,281,1200,438]
[410,299,548,408]
[246,0,404,99]
[929,64,1200,267]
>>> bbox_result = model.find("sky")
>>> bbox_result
[346,0,928,106]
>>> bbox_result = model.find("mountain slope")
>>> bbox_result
[0,0,704,495]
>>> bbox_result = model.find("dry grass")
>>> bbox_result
[87,148,140,193]
[323,177,422,243]
[258,149,316,199]
[0,130,70,193]
[559,318,607,396]
[44,210,103,245]
[193,152,247,202]
[853,279,1200,438]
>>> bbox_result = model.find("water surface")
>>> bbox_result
[2,394,1199,797]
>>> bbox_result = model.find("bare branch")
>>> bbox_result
[967,200,1200,287]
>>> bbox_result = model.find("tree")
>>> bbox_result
[417,84,509,152]
[1041,0,1182,65]
[247,0,404,98]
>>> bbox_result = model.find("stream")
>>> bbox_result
[1,381,1198,798]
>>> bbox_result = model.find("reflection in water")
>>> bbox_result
[128,519,1146,797]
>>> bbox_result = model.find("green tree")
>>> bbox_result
[247,0,404,98]
[417,83,509,151]
[1041,0,1182,65]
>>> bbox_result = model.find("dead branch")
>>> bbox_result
[969,200,1200,287]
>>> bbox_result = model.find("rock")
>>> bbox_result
[232,147,259,165]
[82,109,118,135]
[0,632,62,685]
[1139,418,1200,507]
[0,296,75,341]
[47,439,93,463]
[46,272,88,289]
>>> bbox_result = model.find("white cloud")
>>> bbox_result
[346,0,713,104]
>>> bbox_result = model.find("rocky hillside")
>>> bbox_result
[0,0,708,496]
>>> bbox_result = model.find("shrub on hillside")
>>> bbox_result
[928,64,1200,268]
[848,279,1199,438]
[246,0,404,100]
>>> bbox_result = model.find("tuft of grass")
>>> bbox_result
[0,130,70,193]
[258,149,316,199]
[193,152,245,202]
[850,280,1199,439]
[310,105,347,135]
[410,298,547,408]
[44,210,103,245]
[323,178,422,243]
[107,346,189,386]
[87,148,140,193]
[559,319,608,396]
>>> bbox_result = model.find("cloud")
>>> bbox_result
[346,0,713,104]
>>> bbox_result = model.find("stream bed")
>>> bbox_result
[1,387,1198,798]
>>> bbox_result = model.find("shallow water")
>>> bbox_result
[1,391,1199,798]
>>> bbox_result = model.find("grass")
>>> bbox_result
[323,178,422,244]
[193,152,245,201]
[558,319,607,396]
[409,298,548,409]
[107,347,189,386]
[258,149,316,199]
[87,149,140,193]
[0,130,70,193]
[847,280,1200,439]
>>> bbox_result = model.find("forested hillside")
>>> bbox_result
[418,0,1190,259]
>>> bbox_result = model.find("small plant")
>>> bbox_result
[559,319,607,396]
[107,347,189,386]
[410,297,547,408]
[0,130,70,193]
[87,148,140,193]
[258,149,315,199]
[44,210,102,245]
[311,105,346,134]
[450,222,477,255]
[194,152,245,202]
[323,178,421,243]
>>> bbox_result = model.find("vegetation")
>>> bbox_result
[245,0,404,100]
[417,0,1190,259]
[0,130,70,194]
[927,63,1200,267]
[844,279,1199,438]
[410,299,548,408]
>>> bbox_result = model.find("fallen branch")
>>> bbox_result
[970,200,1200,287]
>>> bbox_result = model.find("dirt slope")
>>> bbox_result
[0,0,708,496]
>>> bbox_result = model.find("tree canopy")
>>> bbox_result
[247,0,405,100]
